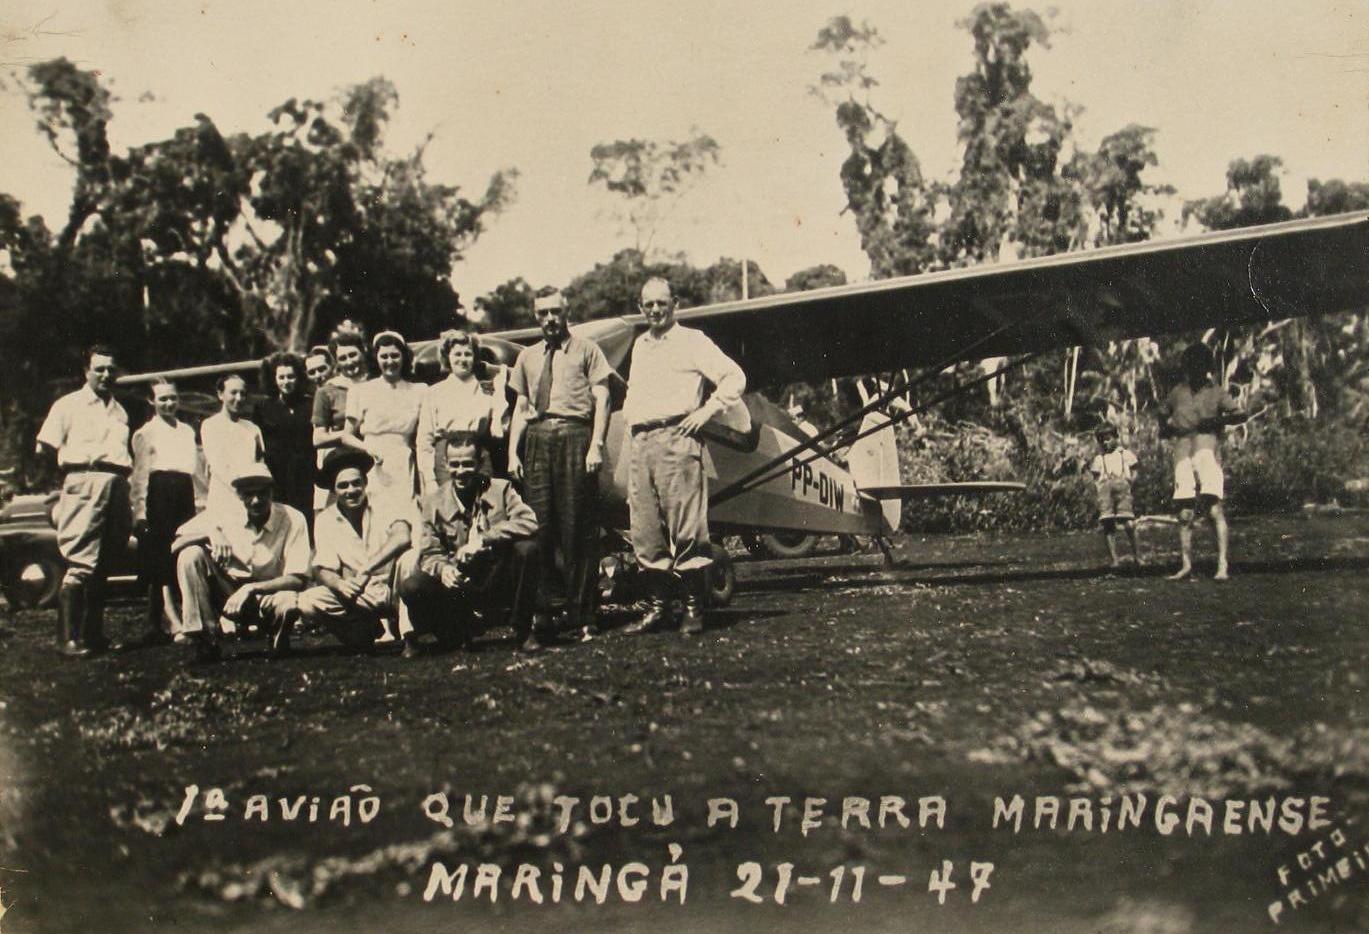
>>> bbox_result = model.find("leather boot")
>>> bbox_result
[623,572,673,635]
[57,583,90,657]
[680,569,707,636]
[83,579,110,654]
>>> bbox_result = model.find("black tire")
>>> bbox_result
[755,530,819,560]
[2,550,64,610]
[705,543,735,607]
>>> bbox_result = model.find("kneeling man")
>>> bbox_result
[172,462,309,661]
[399,432,539,655]
[297,448,415,651]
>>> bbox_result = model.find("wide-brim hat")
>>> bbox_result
[317,447,375,490]
[230,462,276,491]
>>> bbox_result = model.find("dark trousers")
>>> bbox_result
[138,471,196,589]
[523,419,599,622]
[399,539,537,643]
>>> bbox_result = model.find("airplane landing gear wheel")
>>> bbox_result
[705,542,735,607]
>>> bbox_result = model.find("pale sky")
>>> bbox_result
[2,0,1366,299]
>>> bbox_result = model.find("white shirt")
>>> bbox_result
[36,385,131,468]
[622,324,746,427]
[312,499,415,579]
[175,503,311,583]
[130,417,202,520]
[200,411,265,517]
[1091,449,1138,482]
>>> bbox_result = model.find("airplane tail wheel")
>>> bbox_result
[740,533,768,557]
[757,530,818,560]
[704,543,735,608]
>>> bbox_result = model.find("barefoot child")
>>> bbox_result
[1158,344,1247,581]
[1090,425,1142,568]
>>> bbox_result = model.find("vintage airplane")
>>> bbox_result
[3,211,1366,611]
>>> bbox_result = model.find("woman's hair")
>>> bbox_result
[261,351,307,398]
[439,329,482,376]
[327,321,370,373]
[306,345,334,368]
[216,373,247,394]
[371,330,413,376]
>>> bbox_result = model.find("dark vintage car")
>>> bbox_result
[0,491,141,609]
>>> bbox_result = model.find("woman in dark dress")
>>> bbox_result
[257,351,315,523]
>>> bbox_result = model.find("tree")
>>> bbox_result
[588,130,721,256]
[1073,124,1173,247]
[785,264,848,292]
[1183,155,1293,230]
[473,277,539,332]
[810,16,938,278]
[1304,178,1369,217]
[14,63,517,359]
[940,3,1086,265]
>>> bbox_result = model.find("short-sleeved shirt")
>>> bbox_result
[175,502,310,583]
[312,499,414,579]
[312,375,356,431]
[622,324,746,427]
[36,385,132,468]
[1090,448,1138,482]
[510,335,614,421]
[345,377,424,440]
[1163,383,1240,436]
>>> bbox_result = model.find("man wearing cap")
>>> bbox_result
[295,448,416,653]
[507,289,614,641]
[170,462,309,661]
[35,345,132,657]
[399,432,539,655]
[622,277,745,636]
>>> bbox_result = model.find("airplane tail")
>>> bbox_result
[847,411,902,532]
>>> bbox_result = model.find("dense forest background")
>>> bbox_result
[2,4,1365,529]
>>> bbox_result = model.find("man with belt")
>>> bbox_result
[35,345,132,657]
[171,462,309,662]
[507,289,614,645]
[622,277,745,636]
[296,448,416,653]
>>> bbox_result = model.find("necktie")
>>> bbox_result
[534,341,558,418]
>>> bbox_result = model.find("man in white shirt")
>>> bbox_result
[171,463,309,662]
[621,277,745,636]
[35,345,132,657]
[297,448,415,653]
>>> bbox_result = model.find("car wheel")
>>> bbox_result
[705,543,735,608]
[2,550,64,609]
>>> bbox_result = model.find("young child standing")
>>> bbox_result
[1090,424,1142,568]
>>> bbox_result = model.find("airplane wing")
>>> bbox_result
[668,211,1369,388]
[121,212,1368,390]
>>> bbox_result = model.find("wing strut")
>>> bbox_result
[710,353,1039,508]
[706,303,1062,509]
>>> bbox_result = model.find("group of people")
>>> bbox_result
[1087,342,1247,578]
[35,278,744,662]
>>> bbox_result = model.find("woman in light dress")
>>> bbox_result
[200,373,265,519]
[342,331,425,511]
[416,329,508,496]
